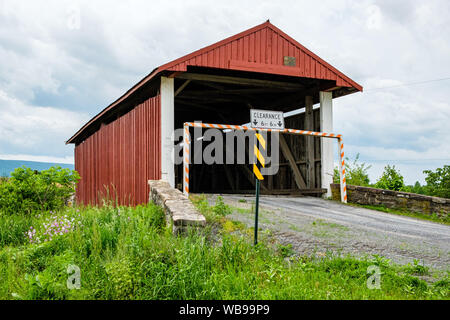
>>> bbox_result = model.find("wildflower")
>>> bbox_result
[25,212,82,244]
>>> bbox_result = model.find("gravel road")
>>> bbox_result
[206,194,450,271]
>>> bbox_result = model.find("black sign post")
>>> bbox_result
[254,178,260,245]
[250,110,284,245]
[253,131,265,245]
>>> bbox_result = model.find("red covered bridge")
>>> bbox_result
[67,21,362,206]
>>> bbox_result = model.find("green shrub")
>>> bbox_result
[0,166,80,215]
[277,243,295,258]
[334,153,371,186]
[403,259,429,276]
[374,165,405,191]
[387,166,449,199]
[189,195,232,223]
[402,181,427,195]
[105,259,136,299]
[213,196,232,216]
[423,165,450,199]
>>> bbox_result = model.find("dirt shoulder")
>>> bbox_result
[205,194,450,272]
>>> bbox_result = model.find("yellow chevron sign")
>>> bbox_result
[253,133,265,180]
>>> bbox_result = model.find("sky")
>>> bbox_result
[0,0,449,184]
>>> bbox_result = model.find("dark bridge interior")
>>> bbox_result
[173,67,336,195]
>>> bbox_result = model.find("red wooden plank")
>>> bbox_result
[283,38,289,64]
[249,32,254,62]
[243,35,249,62]
[271,30,277,64]
[255,30,261,63]
[226,43,232,65]
[231,40,237,60]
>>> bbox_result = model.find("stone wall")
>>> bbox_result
[331,184,449,217]
[148,180,206,234]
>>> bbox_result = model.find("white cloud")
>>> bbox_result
[0,89,89,157]
[333,76,450,184]
[366,4,383,30]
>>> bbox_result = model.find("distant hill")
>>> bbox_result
[0,159,74,177]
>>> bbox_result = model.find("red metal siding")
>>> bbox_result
[75,95,161,206]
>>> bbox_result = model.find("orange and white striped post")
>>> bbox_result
[183,123,190,195]
[337,137,347,203]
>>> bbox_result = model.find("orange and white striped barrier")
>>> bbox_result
[338,137,347,203]
[183,123,190,195]
[182,122,347,203]
[185,122,342,139]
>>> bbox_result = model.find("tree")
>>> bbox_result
[334,153,372,186]
[423,165,450,199]
[374,165,404,191]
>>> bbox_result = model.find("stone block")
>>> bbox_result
[330,183,449,217]
[148,180,206,235]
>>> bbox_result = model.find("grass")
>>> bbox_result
[234,207,253,215]
[312,219,350,231]
[0,198,448,300]
[345,203,450,225]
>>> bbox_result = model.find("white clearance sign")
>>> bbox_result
[250,109,285,130]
